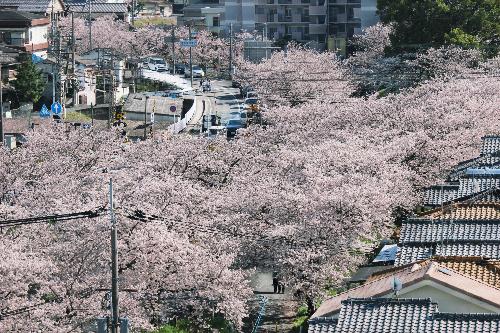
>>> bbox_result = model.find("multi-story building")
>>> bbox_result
[179,0,377,53]
[0,10,50,57]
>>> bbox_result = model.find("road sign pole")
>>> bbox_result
[189,26,193,88]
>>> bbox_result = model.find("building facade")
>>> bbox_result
[0,11,50,57]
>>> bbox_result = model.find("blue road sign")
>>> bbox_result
[170,105,177,113]
[51,102,62,115]
[40,104,50,118]
[180,39,197,48]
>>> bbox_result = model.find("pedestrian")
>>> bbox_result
[278,281,285,294]
[272,271,279,294]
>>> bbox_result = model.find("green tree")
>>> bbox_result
[377,0,500,55]
[12,55,45,103]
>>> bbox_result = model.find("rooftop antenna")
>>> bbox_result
[392,277,402,297]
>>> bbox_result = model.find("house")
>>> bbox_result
[67,2,129,22]
[0,11,50,57]
[0,44,22,81]
[0,0,65,16]
[137,0,172,17]
[79,48,129,104]
[309,298,500,333]
[311,257,500,320]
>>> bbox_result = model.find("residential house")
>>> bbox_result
[179,3,224,35]
[0,0,65,16]
[0,44,21,81]
[67,2,129,22]
[0,11,50,57]
[311,257,500,320]
[79,48,129,104]
[137,0,172,17]
[310,298,500,333]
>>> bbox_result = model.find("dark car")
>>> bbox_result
[225,119,243,138]
[173,64,186,74]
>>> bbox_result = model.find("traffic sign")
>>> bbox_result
[40,104,50,118]
[150,112,155,123]
[170,105,177,113]
[180,39,197,48]
[51,102,62,115]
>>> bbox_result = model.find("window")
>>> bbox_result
[212,16,219,27]
[29,30,32,42]
[285,7,292,18]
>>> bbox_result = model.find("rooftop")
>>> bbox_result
[396,241,500,265]
[0,0,56,12]
[315,298,500,333]
[311,259,500,318]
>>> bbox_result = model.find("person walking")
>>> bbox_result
[272,271,279,294]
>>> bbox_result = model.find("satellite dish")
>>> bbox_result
[392,277,402,296]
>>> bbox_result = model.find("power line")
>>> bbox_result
[0,208,106,228]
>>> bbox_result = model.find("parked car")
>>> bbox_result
[239,111,249,128]
[246,91,258,99]
[147,57,168,72]
[173,63,186,74]
[226,119,243,138]
[185,65,205,78]
[240,85,253,98]
[244,97,260,107]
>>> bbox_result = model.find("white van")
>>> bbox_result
[147,57,168,72]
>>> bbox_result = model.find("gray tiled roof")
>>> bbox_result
[396,242,500,266]
[68,2,128,13]
[400,219,500,243]
[423,177,500,207]
[449,155,500,181]
[307,317,337,333]
[395,244,434,266]
[334,298,436,333]
[458,175,500,198]
[422,184,459,206]
[437,242,500,259]
[481,136,500,156]
[432,313,500,332]
[326,298,500,333]
[0,0,52,12]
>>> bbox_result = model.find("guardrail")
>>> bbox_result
[167,98,197,134]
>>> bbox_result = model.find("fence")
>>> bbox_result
[167,98,197,134]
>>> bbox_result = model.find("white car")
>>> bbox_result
[147,57,168,72]
[185,65,205,78]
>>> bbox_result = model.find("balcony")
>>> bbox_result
[328,0,360,4]
[309,5,326,15]
[309,23,326,34]
[335,13,360,23]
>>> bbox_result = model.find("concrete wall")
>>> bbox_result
[400,282,499,314]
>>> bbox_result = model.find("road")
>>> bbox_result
[138,69,243,134]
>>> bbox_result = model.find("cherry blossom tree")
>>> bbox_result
[237,43,352,106]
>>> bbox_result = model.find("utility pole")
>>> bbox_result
[71,11,77,106]
[0,62,3,144]
[189,25,193,87]
[143,95,149,140]
[91,102,94,127]
[229,23,233,76]
[171,28,176,74]
[108,56,116,129]
[88,0,92,50]
[109,178,119,333]
[131,0,135,26]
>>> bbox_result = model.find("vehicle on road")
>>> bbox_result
[239,111,249,128]
[147,57,168,72]
[173,64,186,75]
[246,91,258,99]
[208,125,226,138]
[185,65,205,78]
[226,118,243,138]
[244,97,260,105]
